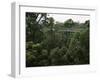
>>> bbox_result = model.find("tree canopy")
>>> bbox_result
[26,12,90,67]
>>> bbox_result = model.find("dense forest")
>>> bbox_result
[26,12,89,67]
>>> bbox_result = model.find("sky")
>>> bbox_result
[47,13,90,23]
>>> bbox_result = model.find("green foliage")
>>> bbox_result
[26,12,90,67]
[64,19,74,28]
[26,52,37,67]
